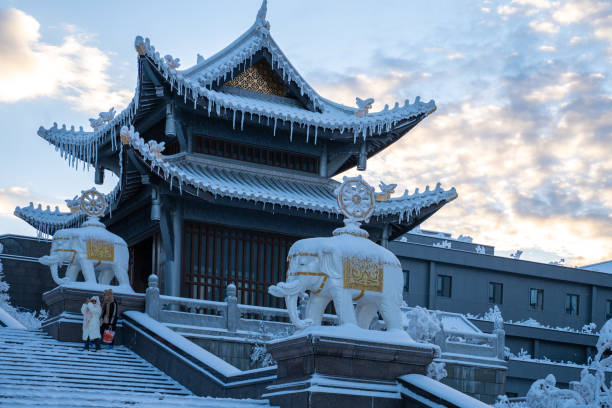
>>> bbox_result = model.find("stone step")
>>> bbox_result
[0,385,270,407]
[0,349,152,367]
[1,367,180,386]
[3,362,166,380]
[0,378,190,395]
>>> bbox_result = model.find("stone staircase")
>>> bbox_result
[0,327,272,407]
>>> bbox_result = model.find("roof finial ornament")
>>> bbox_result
[355,97,374,117]
[255,0,271,35]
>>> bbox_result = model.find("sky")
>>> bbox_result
[0,0,610,266]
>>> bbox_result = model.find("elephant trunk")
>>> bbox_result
[39,255,67,285]
[269,280,311,330]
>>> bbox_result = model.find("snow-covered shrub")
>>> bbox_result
[426,361,447,381]
[250,343,275,368]
[404,306,441,343]
[484,305,504,330]
[581,322,597,334]
[0,243,48,329]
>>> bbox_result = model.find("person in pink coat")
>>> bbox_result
[81,296,102,351]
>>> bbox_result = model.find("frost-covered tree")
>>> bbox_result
[496,319,612,407]
[404,306,441,343]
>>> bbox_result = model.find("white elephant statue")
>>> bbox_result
[269,233,404,331]
[39,218,131,289]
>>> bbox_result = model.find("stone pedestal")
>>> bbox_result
[263,328,438,408]
[42,285,145,342]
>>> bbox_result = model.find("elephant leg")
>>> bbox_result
[379,299,402,331]
[355,302,379,329]
[331,288,357,326]
[65,264,80,282]
[99,267,114,285]
[306,294,330,326]
[112,264,130,286]
[80,260,97,283]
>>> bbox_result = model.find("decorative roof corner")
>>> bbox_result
[14,185,121,237]
[254,0,271,36]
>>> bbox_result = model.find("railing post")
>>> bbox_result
[433,329,445,353]
[225,283,239,332]
[495,328,506,360]
[145,274,160,320]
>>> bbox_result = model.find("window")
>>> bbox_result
[565,294,579,316]
[529,289,544,310]
[488,282,503,304]
[403,270,409,293]
[436,275,452,298]
[606,300,612,320]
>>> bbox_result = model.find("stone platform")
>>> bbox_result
[42,284,144,342]
[263,327,438,408]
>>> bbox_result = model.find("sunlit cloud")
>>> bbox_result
[312,1,612,266]
[530,21,560,34]
[0,8,131,112]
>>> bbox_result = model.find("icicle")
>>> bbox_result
[208,99,212,115]
[290,122,293,142]
[306,125,309,143]
[232,110,236,129]
[314,127,318,145]
[273,118,277,136]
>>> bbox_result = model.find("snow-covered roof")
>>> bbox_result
[582,260,612,274]
[137,2,436,143]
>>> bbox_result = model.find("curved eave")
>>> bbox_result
[37,99,137,170]
[14,185,122,237]
[334,112,430,175]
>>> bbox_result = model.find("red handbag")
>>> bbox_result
[102,328,115,344]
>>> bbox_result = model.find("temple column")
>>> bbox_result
[160,197,183,299]
[168,201,183,298]
[319,142,328,177]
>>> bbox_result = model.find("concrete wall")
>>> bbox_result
[0,235,55,312]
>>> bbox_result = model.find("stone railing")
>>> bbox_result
[145,276,504,360]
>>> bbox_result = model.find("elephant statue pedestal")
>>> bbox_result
[263,326,439,408]
[41,285,145,342]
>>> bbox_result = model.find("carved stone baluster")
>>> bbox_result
[145,274,160,320]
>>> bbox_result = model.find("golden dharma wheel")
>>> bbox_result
[336,177,375,221]
[80,189,106,217]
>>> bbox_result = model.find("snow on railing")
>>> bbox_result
[148,281,503,361]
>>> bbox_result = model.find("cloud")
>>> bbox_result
[0,8,131,112]
[310,2,612,266]
[530,21,560,34]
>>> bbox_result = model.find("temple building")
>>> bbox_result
[14,1,456,307]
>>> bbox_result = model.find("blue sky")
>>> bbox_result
[0,0,611,266]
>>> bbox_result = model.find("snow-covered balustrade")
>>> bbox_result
[148,283,503,362]
[434,328,504,360]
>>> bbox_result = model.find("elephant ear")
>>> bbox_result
[320,247,342,280]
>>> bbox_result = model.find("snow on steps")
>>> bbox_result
[0,327,272,407]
